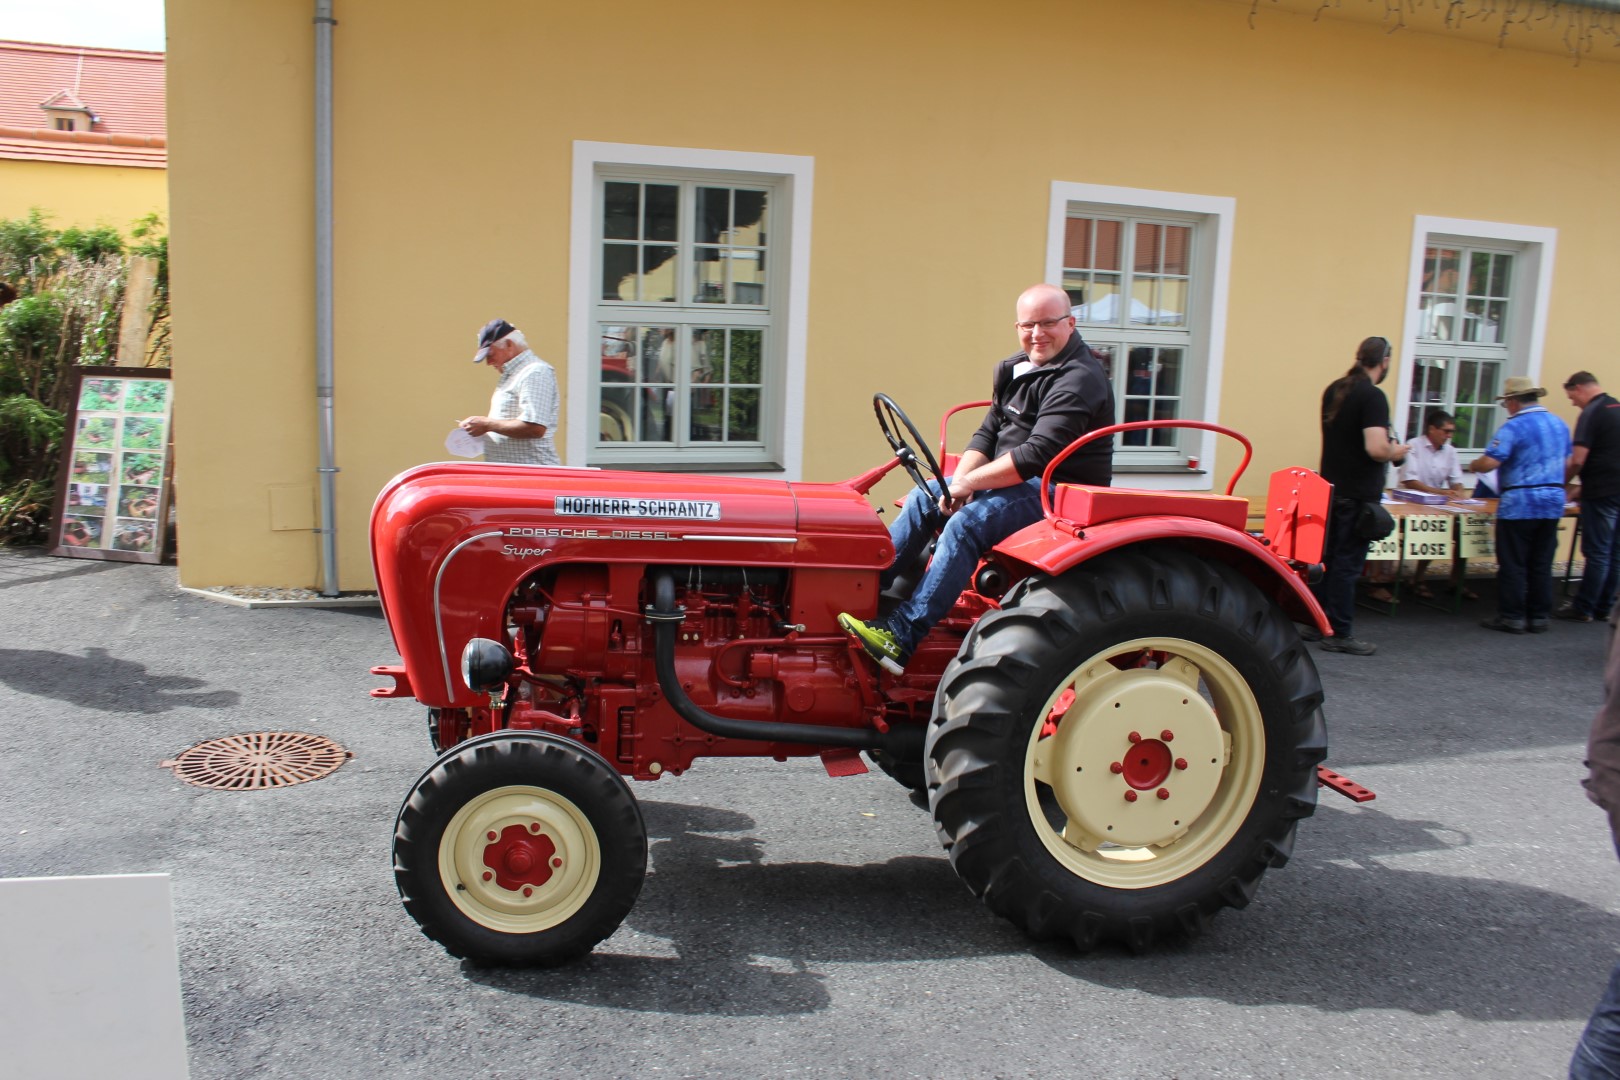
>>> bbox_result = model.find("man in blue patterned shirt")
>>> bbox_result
[1468,376,1572,633]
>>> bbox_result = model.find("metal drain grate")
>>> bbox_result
[160,732,351,790]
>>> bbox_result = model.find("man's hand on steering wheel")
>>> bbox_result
[939,477,973,517]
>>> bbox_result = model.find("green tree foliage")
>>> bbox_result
[0,208,170,544]
[0,208,59,284]
[58,224,126,263]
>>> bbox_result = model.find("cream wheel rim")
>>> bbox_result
[438,784,602,933]
[1024,636,1265,889]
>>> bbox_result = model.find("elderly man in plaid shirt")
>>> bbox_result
[459,318,561,466]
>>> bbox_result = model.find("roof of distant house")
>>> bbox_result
[0,39,165,169]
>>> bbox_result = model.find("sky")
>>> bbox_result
[0,0,166,51]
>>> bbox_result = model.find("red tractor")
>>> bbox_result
[371,397,1341,966]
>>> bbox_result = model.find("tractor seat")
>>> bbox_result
[1051,485,1250,531]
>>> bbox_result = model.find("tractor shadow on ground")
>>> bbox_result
[1040,802,1620,1022]
[461,798,1020,1015]
[469,796,1620,1022]
[0,646,240,714]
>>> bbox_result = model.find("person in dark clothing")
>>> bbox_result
[1570,611,1620,1078]
[1560,371,1620,622]
[839,283,1116,672]
[1310,336,1407,656]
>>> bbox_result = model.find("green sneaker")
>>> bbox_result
[838,612,905,674]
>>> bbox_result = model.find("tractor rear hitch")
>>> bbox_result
[1317,766,1375,802]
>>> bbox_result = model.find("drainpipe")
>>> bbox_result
[314,0,340,595]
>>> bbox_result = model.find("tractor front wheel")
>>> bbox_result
[393,731,647,966]
[927,546,1325,951]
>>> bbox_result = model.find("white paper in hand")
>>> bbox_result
[444,427,485,458]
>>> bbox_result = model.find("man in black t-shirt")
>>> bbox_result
[1309,337,1408,656]
[1560,371,1620,621]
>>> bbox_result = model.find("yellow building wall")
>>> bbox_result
[0,159,166,233]
[167,0,1620,588]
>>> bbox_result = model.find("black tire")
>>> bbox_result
[927,545,1326,952]
[866,748,926,792]
[393,730,647,966]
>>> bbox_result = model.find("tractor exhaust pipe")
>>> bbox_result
[646,572,923,759]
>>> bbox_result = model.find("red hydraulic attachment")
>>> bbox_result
[1317,766,1376,803]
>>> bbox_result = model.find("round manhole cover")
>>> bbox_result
[160,732,350,790]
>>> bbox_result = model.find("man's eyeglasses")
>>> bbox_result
[1015,316,1072,332]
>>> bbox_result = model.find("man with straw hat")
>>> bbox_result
[1468,376,1571,633]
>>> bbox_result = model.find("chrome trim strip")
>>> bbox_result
[434,531,504,698]
[678,534,798,543]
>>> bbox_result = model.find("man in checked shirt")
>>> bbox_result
[459,318,562,465]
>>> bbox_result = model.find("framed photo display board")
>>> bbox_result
[50,367,173,564]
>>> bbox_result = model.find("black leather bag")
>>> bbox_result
[1356,500,1396,542]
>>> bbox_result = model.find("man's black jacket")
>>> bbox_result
[965,330,1115,486]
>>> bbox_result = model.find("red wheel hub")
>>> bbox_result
[482,823,559,892]
[1119,737,1173,790]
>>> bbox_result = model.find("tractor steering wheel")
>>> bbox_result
[873,393,949,511]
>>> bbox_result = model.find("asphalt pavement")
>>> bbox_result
[0,544,1613,1080]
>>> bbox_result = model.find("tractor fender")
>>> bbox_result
[992,516,1330,633]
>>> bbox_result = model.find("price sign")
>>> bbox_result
[1402,513,1453,560]
[1366,526,1402,562]
[1458,514,1495,559]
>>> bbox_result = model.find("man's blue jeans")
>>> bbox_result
[883,477,1046,655]
[1572,960,1620,1078]
[1576,495,1620,618]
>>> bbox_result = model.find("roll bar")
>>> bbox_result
[1039,420,1254,521]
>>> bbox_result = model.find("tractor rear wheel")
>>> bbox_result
[393,731,646,966]
[927,546,1325,951]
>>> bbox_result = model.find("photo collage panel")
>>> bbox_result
[60,376,172,556]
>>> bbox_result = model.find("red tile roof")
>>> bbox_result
[0,39,165,168]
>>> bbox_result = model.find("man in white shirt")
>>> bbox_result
[459,318,562,466]
[1401,408,1466,496]
[1399,408,1472,599]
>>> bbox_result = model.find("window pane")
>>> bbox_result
[1151,399,1179,446]
[1123,398,1150,444]
[1467,251,1492,297]
[689,387,723,442]
[730,329,763,383]
[697,187,730,245]
[1484,300,1507,343]
[1162,226,1190,276]
[601,243,637,301]
[645,184,678,242]
[641,246,677,302]
[1125,347,1155,396]
[1064,217,1092,268]
[603,182,638,240]
[1418,294,1454,341]
[694,248,725,304]
[639,386,673,442]
[729,389,761,442]
[1130,279,1158,325]
[1155,349,1182,396]
[1155,279,1188,327]
[1076,274,1120,322]
[733,190,767,246]
[729,249,767,304]
[1490,253,1513,297]
[1094,220,1122,271]
[1134,223,1162,274]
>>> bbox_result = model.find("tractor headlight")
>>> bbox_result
[460,637,515,693]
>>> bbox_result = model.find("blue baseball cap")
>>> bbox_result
[473,318,516,362]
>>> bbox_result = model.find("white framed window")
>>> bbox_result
[1047,183,1234,491]
[1397,217,1556,458]
[569,143,814,474]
